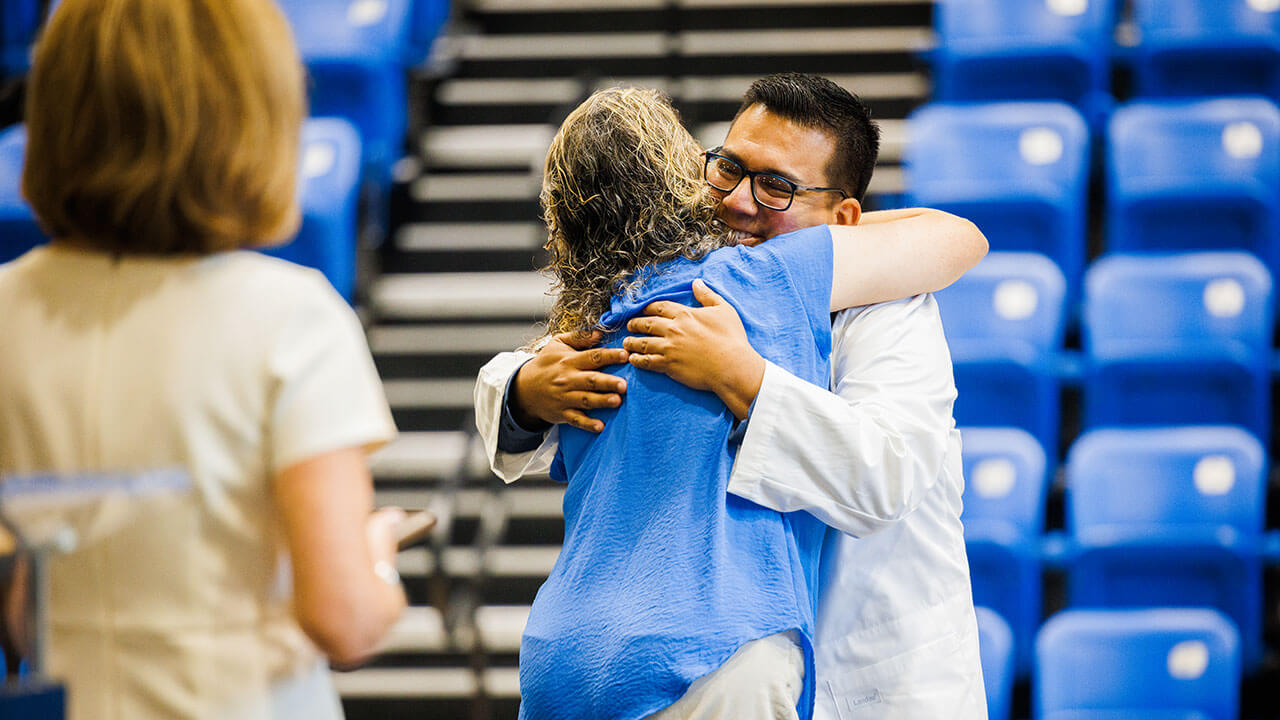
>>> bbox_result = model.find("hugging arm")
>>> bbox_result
[625,208,986,417]
[726,296,957,537]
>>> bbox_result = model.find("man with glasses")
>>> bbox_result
[475,73,984,719]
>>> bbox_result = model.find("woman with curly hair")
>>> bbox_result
[516,87,985,720]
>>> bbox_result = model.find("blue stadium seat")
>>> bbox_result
[975,607,1014,720]
[1082,252,1273,439]
[906,103,1090,298]
[0,125,46,264]
[1131,0,1280,100]
[1,1,41,76]
[959,427,1048,678]
[1065,426,1266,669]
[1107,98,1280,275]
[263,118,363,302]
[278,0,415,186]
[411,0,450,63]
[938,253,1067,455]
[932,0,1115,122]
[1035,608,1241,720]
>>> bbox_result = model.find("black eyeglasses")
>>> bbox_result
[703,149,849,211]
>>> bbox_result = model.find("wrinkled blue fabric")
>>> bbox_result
[518,226,834,720]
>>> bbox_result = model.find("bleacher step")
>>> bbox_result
[372,272,551,320]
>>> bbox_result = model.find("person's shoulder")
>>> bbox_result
[210,251,337,300]
[832,292,938,329]
[0,246,52,294]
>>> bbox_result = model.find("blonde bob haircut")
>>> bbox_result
[541,87,724,335]
[22,0,306,255]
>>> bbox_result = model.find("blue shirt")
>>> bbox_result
[517,226,835,720]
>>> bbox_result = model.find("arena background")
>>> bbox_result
[3,1,1279,719]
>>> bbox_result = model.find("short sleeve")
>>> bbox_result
[267,275,397,472]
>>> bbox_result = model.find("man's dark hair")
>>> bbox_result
[736,73,881,203]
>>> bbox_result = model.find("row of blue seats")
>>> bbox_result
[906,97,1280,300]
[0,120,363,301]
[934,0,1280,121]
[2,0,450,206]
[960,424,1271,678]
[978,606,1242,720]
[938,250,1272,453]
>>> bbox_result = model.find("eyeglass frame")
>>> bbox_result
[703,148,850,211]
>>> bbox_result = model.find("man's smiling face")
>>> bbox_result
[712,103,852,246]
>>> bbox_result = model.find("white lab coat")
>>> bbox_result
[473,294,985,720]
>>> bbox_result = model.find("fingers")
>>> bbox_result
[626,315,674,337]
[642,300,685,320]
[621,335,669,356]
[578,371,627,395]
[691,279,726,307]
[556,329,603,351]
[563,410,605,434]
[627,352,665,371]
[569,346,629,371]
[566,390,622,412]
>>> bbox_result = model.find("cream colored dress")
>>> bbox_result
[0,246,396,720]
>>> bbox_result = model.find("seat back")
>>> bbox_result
[975,606,1014,720]
[960,426,1050,537]
[1083,252,1273,434]
[277,0,414,181]
[933,0,1114,112]
[262,118,363,301]
[937,0,1113,44]
[0,125,47,264]
[1132,0,1280,98]
[1107,98,1280,269]
[1065,426,1266,668]
[961,427,1048,675]
[1035,608,1241,720]
[1066,426,1266,540]
[1,1,42,74]
[938,251,1068,355]
[907,103,1090,294]
[938,253,1068,452]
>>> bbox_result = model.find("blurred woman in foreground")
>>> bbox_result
[0,0,404,717]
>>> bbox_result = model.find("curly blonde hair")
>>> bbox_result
[541,87,727,335]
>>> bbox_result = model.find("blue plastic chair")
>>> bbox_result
[959,427,1048,678]
[1107,98,1280,276]
[263,118,363,302]
[1065,426,1266,669]
[932,0,1115,123]
[278,0,414,187]
[1035,608,1241,720]
[1,1,41,76]
[1131,0,1280,100]
[974,606,1014,720]
[410,0,450,63]
[906,103,1091,299]
[0,125,46,264]
[938,253,1067,455]
[1082,252,1273,439]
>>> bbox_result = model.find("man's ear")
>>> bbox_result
[834,197,861,226]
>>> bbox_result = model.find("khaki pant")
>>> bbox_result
[646,632,804,720]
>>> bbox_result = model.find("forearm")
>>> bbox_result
[475,351,557,482]
[275,450,407,667]
[729,298,957,537]
[730,361,950,536]
[828,208,987,310]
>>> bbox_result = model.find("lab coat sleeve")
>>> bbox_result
[727,294,957,538]
[474,350,560,483]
